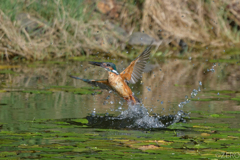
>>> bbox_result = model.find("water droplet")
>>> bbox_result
[91,108,96,116]
[198,86,201,91]
[146,87,151,91]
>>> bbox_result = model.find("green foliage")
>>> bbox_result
[0,0,85,21]
[0,114,240,159]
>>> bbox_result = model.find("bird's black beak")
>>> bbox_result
[89,61,106,68]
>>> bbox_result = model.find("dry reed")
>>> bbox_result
[0,0,239,60]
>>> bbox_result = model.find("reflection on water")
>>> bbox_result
[0,58,240,130]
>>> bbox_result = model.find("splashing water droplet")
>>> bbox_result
[91,108,96,116]
[146,87,151,91]
[198,86,201,91]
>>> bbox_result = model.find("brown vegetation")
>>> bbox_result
[0,0,240,60]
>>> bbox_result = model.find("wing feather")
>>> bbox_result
[120,45,152,84]
[69,75,112,90]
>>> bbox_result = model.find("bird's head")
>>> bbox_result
[89,61,118,74]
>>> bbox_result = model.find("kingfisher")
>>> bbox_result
[70,45,152,104]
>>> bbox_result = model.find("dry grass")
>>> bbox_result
[0,0,139,60]
[142,0,240,48]
[0,0,240,60]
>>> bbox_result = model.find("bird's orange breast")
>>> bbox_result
[108,72,132,98]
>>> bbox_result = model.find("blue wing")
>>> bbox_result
[69,75,112,90]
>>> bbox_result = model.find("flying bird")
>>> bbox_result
[70,45,152,104]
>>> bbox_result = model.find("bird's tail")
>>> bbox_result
[127,95,141,105]
[133,96,141,104]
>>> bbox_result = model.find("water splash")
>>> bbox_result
[86,101,187,129]
[177,81,202,108]
[87,82,204,129]
[118,102,186,128]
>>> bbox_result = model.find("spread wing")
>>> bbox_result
[69,75,112,90]
[120,45,152,84]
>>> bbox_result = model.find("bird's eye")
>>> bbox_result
[107,64,110,66]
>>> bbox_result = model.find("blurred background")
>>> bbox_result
[0,0,240,60]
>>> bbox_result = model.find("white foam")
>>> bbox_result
[118,102,185,128]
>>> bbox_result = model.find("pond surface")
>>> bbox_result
[0,57,240,159]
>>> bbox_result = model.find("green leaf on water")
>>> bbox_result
[0,70,15,74]
[231,98,240,101]
[191,98,212,101]
[210,114,220,118]
[22,90,52,94]
[209,114,235,118]
[73,148,89,152]
[223,111,240,114]
[54,121,69,125]
[205,90,237,94]
[39,90,52,94]
[72,119,88,124]
[0,90,6,93]
[0,151,17,157]
[40,154,62,158]
[191,98,229,101]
